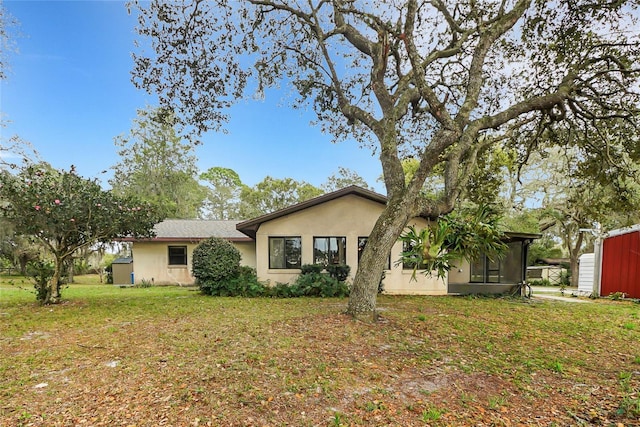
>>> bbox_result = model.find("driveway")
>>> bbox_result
[531,286,593,303]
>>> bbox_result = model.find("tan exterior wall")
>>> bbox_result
[131,240,256,285]
[447,259,471,285]
[235,241,257,270]
[254,195,447,295]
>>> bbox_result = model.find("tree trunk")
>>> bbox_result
[67,258,75,284]
[347,196,414,319]
[19,254,28,276]
[48,257,63,304]
[569,254,579,288]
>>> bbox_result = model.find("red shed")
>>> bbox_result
[600,225,640,298]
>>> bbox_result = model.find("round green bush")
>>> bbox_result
[192,237,241,293]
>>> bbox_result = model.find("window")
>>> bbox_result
[313,237,346,266]
[358,237,390,270]
[168,246,187,266]
[269,237,302,269]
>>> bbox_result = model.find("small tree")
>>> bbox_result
[192,237,241,294]
[0,164,161,304]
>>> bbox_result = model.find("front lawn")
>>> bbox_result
[1,277,639,426]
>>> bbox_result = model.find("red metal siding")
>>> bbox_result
[601,231,640,298]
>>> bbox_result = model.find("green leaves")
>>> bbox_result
[239,176,322,218]
[110,106,206,219]
[192,237,242,289]
[0,163,161,303]
[399,205,507,279]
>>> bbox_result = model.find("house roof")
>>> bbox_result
[503,231,542,242]
[605,224,640,239]
[128,219,253,242]
[235,186,544,241]
[236,185,388,239]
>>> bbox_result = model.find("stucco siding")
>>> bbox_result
[132,240,256,285]
[447,259,471,285]
[235,241,257,269]
[254,195,447,294]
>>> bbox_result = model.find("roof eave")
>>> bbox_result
[503,231,542,241]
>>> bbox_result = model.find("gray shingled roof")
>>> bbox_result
[153,219,250,241]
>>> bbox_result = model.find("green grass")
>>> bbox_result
[1,275,640,426]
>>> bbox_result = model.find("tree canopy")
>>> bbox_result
[130,0,640,317]
[0,3,19,82]
[200,166,244,220]
[239,176,323,218]
[321,167,372,192]
[110,106,207,219]
[0,164,162,303]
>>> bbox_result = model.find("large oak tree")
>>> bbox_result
[130,0,640,317]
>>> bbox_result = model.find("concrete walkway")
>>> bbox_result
[530,286,593,303]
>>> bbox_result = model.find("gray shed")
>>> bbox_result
[112,257,134,285]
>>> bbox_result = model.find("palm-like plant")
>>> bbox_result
[399,205,507,279]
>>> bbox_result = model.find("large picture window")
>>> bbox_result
[358,237,390,270]
[313,237,347,266]
[269,237,302,269]
[168,246,187,266]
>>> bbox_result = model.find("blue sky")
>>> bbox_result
[1,1,384,192]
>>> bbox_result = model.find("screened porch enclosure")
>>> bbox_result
[448,233,538,295]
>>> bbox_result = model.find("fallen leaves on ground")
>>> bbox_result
[1,287,639,426]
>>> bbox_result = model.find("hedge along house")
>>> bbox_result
[235,186,446,294]
[125,220,256,285]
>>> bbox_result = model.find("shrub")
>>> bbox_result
[105,263,114,284]
[73,258,90,275]
[293,264,350,297]
[326,264,350,282]
[192,237,241,294]
[198,265,266,297]
[136,278,154,288]
[267,282,303,298]
[529,278,551,287]
[301,263,324,275]
[560,270,571,286]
